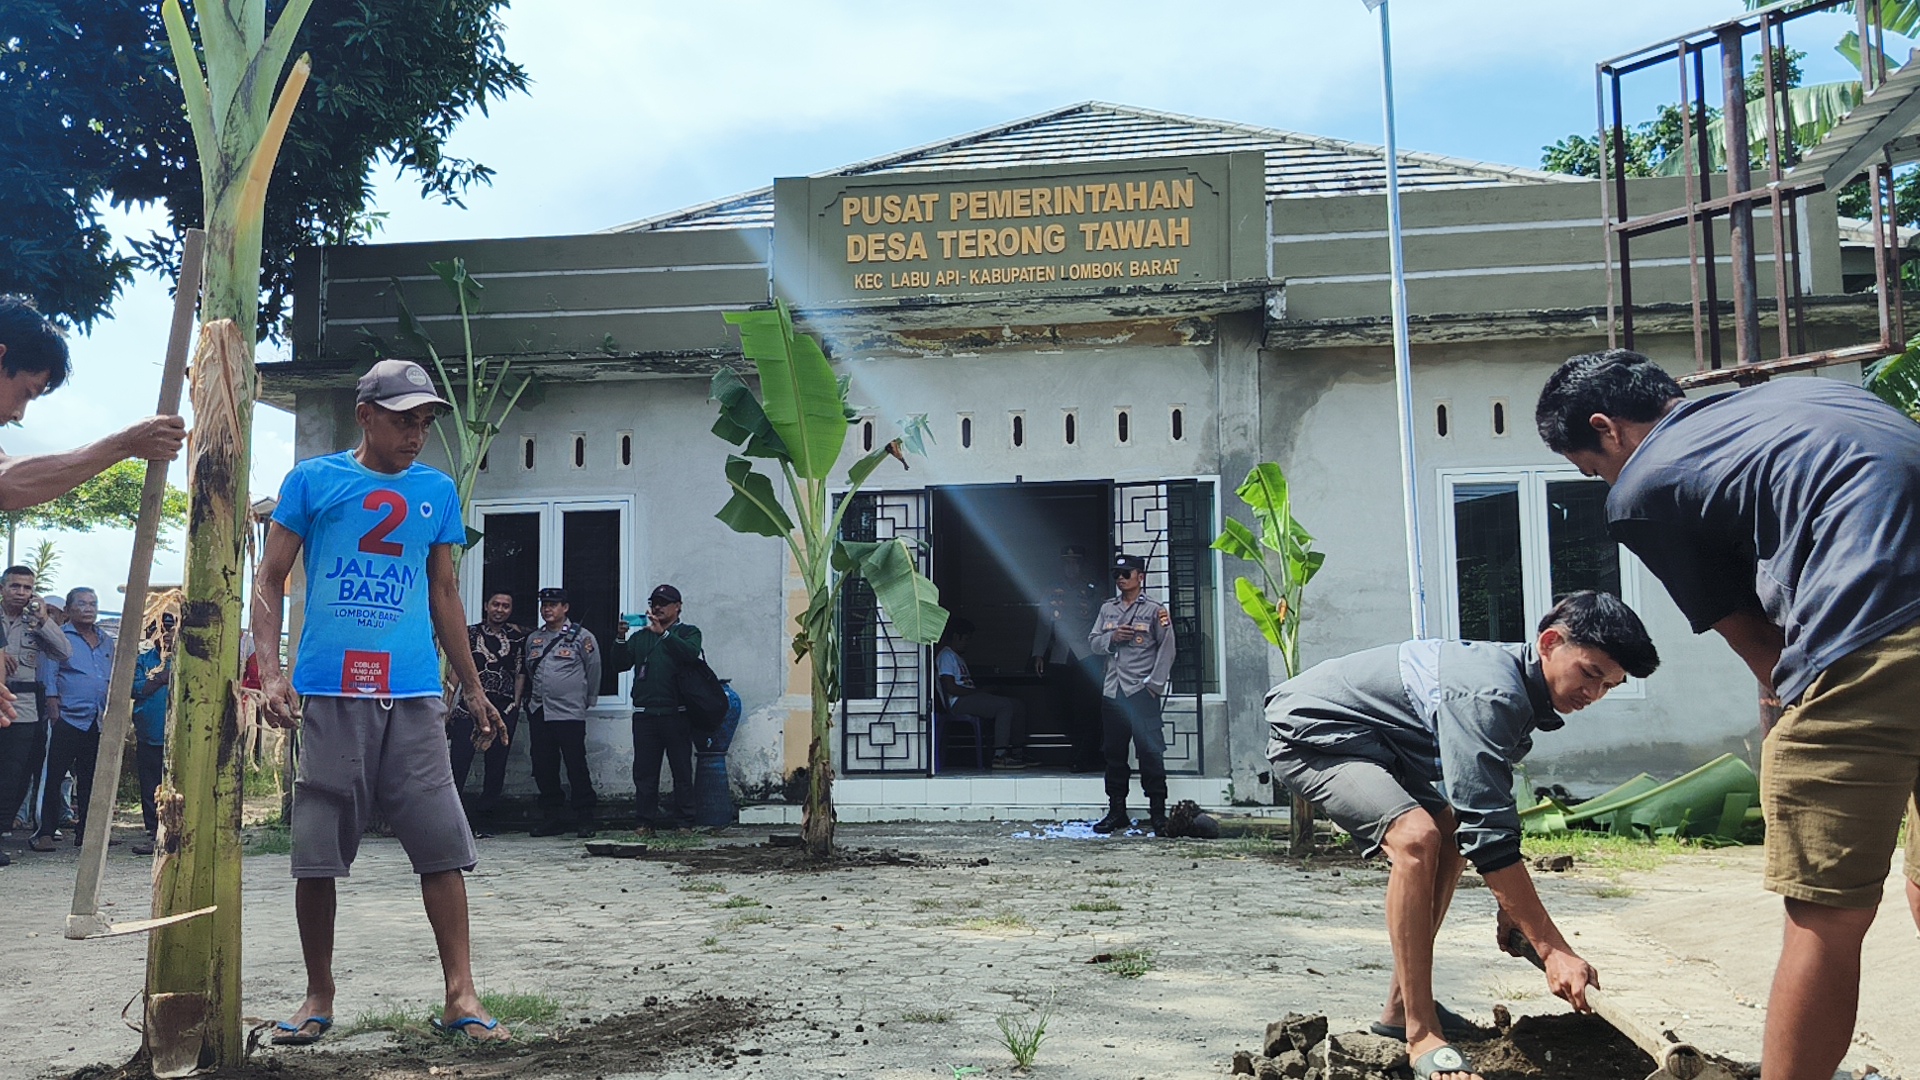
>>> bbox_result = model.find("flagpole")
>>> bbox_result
[1366,0,1429,638]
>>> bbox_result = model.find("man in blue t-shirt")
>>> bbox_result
[1537,350,1920,1080]
[252,359,509,1045]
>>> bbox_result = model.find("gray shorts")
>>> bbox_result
[291,695,477,878]
[1268,737,1447,858]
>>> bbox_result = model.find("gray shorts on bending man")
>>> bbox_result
[291,695,478,878]
[1269,736,1448,858]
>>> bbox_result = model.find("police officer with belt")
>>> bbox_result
[0,566,69,863]
[1089,554,1177,835]
[524,587,601,838]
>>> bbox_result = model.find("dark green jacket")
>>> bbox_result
[611,622,702,709]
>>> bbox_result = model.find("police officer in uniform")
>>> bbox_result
[1089,554,1177,834]
[0,566,69,864]
[524,587,601,838]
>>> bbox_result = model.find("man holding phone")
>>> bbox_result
[1089,554,1176,834]
[612,584,702,833]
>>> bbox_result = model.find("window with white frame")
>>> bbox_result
[1440,467,1643,693]
[467,497,633,703]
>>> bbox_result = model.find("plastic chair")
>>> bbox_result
[932,702,988,774]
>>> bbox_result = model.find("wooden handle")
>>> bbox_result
[69,228,205,929]
[1504,929,1706,1079]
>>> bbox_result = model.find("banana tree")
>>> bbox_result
[150,0,313,1072]
[389,257,534,572]
[1212,463,1324,854]
[713,301,946,858]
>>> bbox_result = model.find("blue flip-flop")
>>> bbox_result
[431,1016,507,1041]
[269,1016,332,1046]
[1369,1002,1477,1042]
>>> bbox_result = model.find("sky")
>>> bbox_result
[30,0,1874,606]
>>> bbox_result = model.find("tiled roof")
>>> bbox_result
[611,101,1572,234]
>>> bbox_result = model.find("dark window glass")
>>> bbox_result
[1064,413,1076,445]
[961,417,972,448]
[839,495,880,700]
[620,434,632,466]
[1436,403,1449,437]
[572,436,585,468]
[1012,414,1024,447]
[479,450,490,473]
[1165,480,1218,695]
[561,509,622,697]
[480,511,541,633]
[1117,410,1130,443]
[1453,482,1524,641]
[522,437,535,470]
[1493,401,1507,436]
[1171,407,1184,441]
[1546,479,1620,599]
[862,420,874,452]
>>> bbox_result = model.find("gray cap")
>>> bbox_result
[356,359,451,412]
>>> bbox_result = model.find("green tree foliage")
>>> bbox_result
[0,0,527,334]
[1540,104,1699,179]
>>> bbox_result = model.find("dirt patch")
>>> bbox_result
[1458,1012,1656,1079]
[618,841,978,875]
[58,995,762,1080]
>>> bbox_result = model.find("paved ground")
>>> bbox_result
[0,819,1912,1079]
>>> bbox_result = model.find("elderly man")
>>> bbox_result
[526,587,601,839]
[30,587,115,852]
[253,358,508,1044]
[0,566,68,864]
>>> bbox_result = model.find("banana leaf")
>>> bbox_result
[1558,772,1660,825]
[716,456,792,538]
[1570,754,1758,840]
[724,302,847,480]
[837,538,947,645]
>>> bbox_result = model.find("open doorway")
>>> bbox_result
[929,482,1108,771]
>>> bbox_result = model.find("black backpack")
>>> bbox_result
[674,652,729,733]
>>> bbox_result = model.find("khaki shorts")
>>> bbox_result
[1763,619,1920,909]
[291,695,477,879]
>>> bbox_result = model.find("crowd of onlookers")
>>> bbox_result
[0,566,177,865]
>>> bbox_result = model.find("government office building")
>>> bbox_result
[268,103,1869,819]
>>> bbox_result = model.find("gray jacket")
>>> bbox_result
[525,622,602,721]
[1089,593,1176,697]
[2,609,71,723]
[1264,639,1560,874]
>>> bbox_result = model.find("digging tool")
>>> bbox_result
[1505,929,1741,1080]
[66,228,211,941]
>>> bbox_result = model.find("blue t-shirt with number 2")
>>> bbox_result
[272,451,466,697]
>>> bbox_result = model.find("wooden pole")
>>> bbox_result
[67,229,204,939]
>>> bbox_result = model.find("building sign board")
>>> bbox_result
[773,152,1266,308]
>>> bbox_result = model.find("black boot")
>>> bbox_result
[1092,801,1130,834]
[1149,799,1169,836]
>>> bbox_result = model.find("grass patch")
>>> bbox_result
[242,823,291,856]
[724,913,772,930]
[1594,884,1637,899]
[1090,878,1126,889]
[1180,837,1281,858]
[719,895,762,909]
[680,881,726,894]
[995,1002,1054,1068]
[243,761,283,799]
[1520,832,1698,874]
[348,990,562,1039]
[916,895,986,912]
[959,911,1030,931]
[699,935,718,947]
[1070,898,1121,912]
[901,1008,953,1024]
[1096,948,1153,978]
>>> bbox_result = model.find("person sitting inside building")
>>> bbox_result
[1265,590,1660,1080]
[935,617,1028,769]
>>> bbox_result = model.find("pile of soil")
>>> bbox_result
[60,994,760,1080]
[1241,1011,1660,1080]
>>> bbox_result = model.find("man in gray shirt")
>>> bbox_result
[1267,591,1658,1080]
[525,587,602,838]
[1537,349,1920,1080]
[1088,554,1176,834]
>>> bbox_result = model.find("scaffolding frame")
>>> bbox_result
[1599,0,1906,387]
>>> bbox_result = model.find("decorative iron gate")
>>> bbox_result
[838,490,933,774]
[1113,480,1216,776]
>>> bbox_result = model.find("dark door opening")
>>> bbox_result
[928,482,1109,771]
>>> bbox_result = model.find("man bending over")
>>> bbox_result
[1266,591,1659,1080]
[253,359,507,1045]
